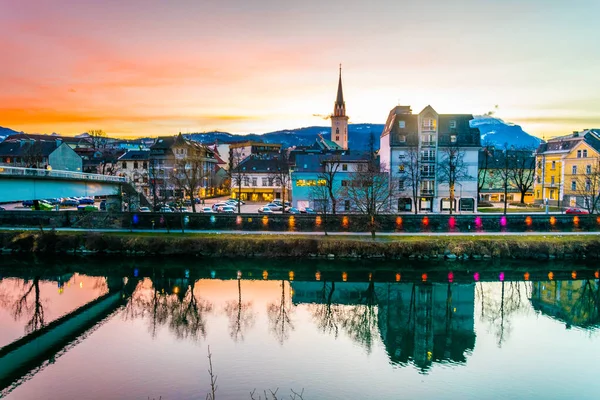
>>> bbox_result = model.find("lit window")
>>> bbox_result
[572,165,577,174]
[399,120,406,128]
[449,120,457,129]
[450,135,457,143]
[571,181,576,191]
[399,135,406,143]
[342,164,348,171]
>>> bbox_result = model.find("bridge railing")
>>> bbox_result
[0,166,127,183]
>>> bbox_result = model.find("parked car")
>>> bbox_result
[100,200,107,211]
[0,206,5,211]
[61,198,79,207]
[36,200,54,211]
[77,205,98,211]
[22,200,34,207]
[219,206,236,213]
[174,206,187,212]
[78,197,95,205]
[273,200,291,207]
[201,207,213,213]
[45,198,62,205]
[159,206,173,213]
[212,202,229,211]
[138,207,151,212]
[266,202,282,211]
[300,207,316,214]
[565,208,589,215]
[285,206,300,214]
[258,206,273,214]
[229,198,245,205]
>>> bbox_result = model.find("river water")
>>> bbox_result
[0,257,598,399]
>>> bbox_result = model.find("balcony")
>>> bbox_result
[420,189,435,196]
[421,141,436,147]
[421,157,436,163]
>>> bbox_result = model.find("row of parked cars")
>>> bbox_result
[212,199,245,213]
[22,197,96,208]
[258,201,316,215]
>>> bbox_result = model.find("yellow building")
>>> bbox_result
[534,129,600,208]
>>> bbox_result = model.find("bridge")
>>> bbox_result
[0,276,134,394]
[0,166,127,202]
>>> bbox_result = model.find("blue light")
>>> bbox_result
[132,214,139,224]
[134,268,139,277]
[210,215,216,224]
[185,269,190,278]
[210,270,216,279]
[183,216,189,225]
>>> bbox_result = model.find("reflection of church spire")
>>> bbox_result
[334,64,346,117]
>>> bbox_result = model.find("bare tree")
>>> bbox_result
[268,154,291,212]
[309,281,341,337]
[11,277,46,334]
[23,142,45,168]
[171,150,212,213]
[316,154,342,215]
[267,280,295,344]
[498,143,513,215]
[229,148,248,213]
[223,279,256,342]
[478,144,494,196]
[510,147,535,205]
[398,137,421,214]
[574,157,600,214]
[87,129,108,150]
[437,143,471,215]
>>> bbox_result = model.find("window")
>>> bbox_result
[399,179,405,190]
[449,120,457,129]
[336,136,340,141]
[122,162,127,169]
[536,190,540,198]
[587,165,592,174]
[342,164,348,171]
[577,150,582,158]
[244,177,250,186]
[421,134,435,145]
[398,164,405,173]
[550,189,555,198]
[450,135,457,143]
[583,150,588,157]
[133,161,139,169]
[586,179,591,191]
[341,180,348,187]
[344,200,350,211]
[422,118,436,131]
[252,177,257,186]
[551,176,555,185]
[262,177,268,186]
[572,165,577,175]
[537,161,542,169]
[536,175,541,184]
[421,165,435,177]
[571,181,577,191]
[551,161,556,169]
[399,120,406,128]
[398,135,406,143]
[142,162,148,169]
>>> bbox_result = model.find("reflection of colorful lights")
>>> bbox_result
[548,271,554,280]
[368,272,373,281]
[210,215,216,224]
[289,271,295,281]
[448,272,454,282]
[395,217,403,227]
[342,272,348,282]
[315,271,321,281]
[525,216,532,226]
[185,269,190,278]
[395,273,401,282]
[474,272,480,281]
[550,216,556,226]
[134,268,139,277]
[448,217,456,229]
[596,271,600,279]
[173,286,180,294]
[132,214,139,224]
[288,216,295,228]
[571,271,577,280]
[573,216,580,226]
[474,216,482,228]
[342,216,349,228]
[236,216,242,225]
[597,217,600,225]
[210,270,216,279]
[315,216,322,226]
[421,273,428,282]
[499,272,505,281]
[79,282,83,288]
[422,216,429,226]
[524,272,530,281]
[262,270,268,280]
[262,216,269,226]
[500,216,507,227]
[237,270,242,279]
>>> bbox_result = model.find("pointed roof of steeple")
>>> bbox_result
[336,64,344,106]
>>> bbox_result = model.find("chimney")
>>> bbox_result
[55,138,63,147]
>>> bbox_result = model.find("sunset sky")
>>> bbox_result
[2,0,599,138]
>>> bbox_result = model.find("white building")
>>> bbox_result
[379,105,480,213]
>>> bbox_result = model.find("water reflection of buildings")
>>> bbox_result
[530,280,600,329]
[292,282,475,371]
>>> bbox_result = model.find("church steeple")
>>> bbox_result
[331,64,349,150]
[334,64,346,117]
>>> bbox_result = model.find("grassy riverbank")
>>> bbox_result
[2,229,600,260]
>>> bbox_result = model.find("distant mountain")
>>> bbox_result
[185,124,386,151]
[470,116,542,148]
[0,126,19,143]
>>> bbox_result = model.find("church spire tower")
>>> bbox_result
[331,64,349,150]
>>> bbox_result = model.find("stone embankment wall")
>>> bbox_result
[1,231,600,260]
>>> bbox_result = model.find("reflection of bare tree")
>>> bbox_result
[339,281,379,353]
[477,281,530,347]
[267,280,295,344]
[309,281,342,338]
[11,277,46,334]
[224,279,256,342]
[126,278,212,340]
[169,282,213,340]
[570,280,600,328]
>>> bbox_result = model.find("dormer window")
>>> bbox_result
[398,120,406,129]
[398,135,406,143]
[450,135,457,143]
[449,120,457,129]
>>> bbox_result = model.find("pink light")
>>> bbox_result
[499,272,505,281]
[474,216,482,228]
[474,272,480,281]
[448,217,456,229]
[448,271,454,282]
[500,216,507,227]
